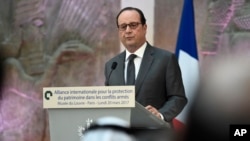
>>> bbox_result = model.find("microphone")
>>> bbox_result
[111,62,117,70]
[106,62,117,85]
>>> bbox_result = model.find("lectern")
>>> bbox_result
[43,86,170,141]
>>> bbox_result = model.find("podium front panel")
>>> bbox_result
[48,108,131,141]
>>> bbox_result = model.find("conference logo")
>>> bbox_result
[44,91,53,100]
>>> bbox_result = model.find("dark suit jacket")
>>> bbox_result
[104,43,187,122]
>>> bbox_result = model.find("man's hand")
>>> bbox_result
[145,105,162,119]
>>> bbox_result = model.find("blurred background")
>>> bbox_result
[0,0,250,140]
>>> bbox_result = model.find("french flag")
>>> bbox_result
[174,0,199,131]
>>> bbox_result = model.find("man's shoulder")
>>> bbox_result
[149,45,174,57]
[105,52,125,65]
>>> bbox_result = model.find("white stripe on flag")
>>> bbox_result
[176,50,199,124]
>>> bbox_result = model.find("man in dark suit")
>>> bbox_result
[104,7,187,123]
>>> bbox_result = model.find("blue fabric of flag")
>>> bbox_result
[175,0,198,60]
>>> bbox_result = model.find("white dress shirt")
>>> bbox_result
[124,42,147,83]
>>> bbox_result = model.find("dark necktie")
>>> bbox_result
[126,54,137,85]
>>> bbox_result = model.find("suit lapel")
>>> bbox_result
[135,44,154,95]
[116,51,126,85]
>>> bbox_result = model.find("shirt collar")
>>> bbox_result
[125,42,147,61]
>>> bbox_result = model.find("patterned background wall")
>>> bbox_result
[0,0,250,141]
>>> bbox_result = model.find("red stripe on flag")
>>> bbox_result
[173,118,186,132]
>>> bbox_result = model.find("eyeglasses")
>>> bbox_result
[118,22,141,31]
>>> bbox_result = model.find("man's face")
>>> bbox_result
[117,10,147,52]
